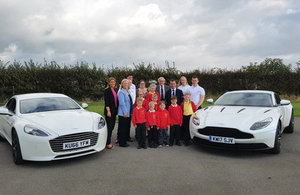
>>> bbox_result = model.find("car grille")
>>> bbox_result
[198,127,253,139]
[49,132,99,152]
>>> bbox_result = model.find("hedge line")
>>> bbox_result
[0,58,299,101]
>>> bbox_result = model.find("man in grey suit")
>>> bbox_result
[156,77,170,101]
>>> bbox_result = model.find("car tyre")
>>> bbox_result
[269,123,281,154]
[284,110,294,133]
[0,135,5,141]
[12,130,24,165]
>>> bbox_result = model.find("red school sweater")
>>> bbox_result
[180,101,197,115]
[132,107,147,127]
[168,104,183,126]
[157,109,170,129]
[145,92,160,103]
[146,110,159,129]
[134,99,149,111]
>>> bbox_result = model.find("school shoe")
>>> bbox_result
[137,146,142,149]
[158,145,163,148]
[176,141,181,146]
[143,145,147,149]
[119,143,129,147]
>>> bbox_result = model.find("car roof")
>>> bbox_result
[12,93,69,101]
[225,90,274,95]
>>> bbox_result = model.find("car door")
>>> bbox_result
[1,98,17,141]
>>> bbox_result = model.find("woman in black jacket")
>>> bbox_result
[104,77,118,149]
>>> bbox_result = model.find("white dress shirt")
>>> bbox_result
[129,83,136,104]
[188,85,205,105]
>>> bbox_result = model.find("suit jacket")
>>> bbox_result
[118,89,133,117]
[165,88,183,109]
[156,85,170,100]
[104,88,118,116]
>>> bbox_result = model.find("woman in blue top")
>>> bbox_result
[117,79,133,147]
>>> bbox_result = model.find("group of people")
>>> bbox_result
[104,75,205,149]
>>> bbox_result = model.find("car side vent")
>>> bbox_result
[237,108,246,113]
[264,109,271,113]
[220,107,226,112]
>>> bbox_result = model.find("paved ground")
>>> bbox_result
[0,119,300,195]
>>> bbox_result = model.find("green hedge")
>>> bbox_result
[0,58,299,102]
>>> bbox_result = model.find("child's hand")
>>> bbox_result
[147,128,150,131]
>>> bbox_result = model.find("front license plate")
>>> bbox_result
[209,136,235,144]
[63,139,91,150]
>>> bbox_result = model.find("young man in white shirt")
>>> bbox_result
[127,75,136,104]
[188,76,205,110]
[127,75,136,142]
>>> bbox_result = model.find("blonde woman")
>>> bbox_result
[178,76,191,95]
[117,79,133,147]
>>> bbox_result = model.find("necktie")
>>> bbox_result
[172,89,175,96]
[161,86,164,99]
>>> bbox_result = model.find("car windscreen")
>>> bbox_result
[214,93,273,107]
[20,97,81,114]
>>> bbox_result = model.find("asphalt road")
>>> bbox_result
[0,119,300,195]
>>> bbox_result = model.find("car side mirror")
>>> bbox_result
[0,107,13,116]
[82,103,88,109]
[207,98,214,104]
[280,100,290,106]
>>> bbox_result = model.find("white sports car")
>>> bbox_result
[0,93,107,164]
[190,90,294,154]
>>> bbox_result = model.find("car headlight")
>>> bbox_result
[98,117,106,129]
[24,125,50,136]
[250,117,273,130]
[192,116,200,126]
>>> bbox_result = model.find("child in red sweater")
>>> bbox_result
[134,89,149,110]
[181,92,197,146]
[168,96,183,146]
[151,94,159,111]
[145,83,160,103]
[146,101,159,148]
[132,97,147,149]
[157,101,170,147]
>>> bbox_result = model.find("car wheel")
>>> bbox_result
[269,123,281,154]
[0,135,5,141]
[12,130,24,165]
[284,110,294,133]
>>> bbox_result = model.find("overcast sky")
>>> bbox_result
[0,0,299,70]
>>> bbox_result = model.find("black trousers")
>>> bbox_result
[148,125,158,146]
[127,115,132,140]
[136,123,146,147]
[169,125,181,145]
[118,116,130,146]
[105,114,116,145]
[182,115,192,144]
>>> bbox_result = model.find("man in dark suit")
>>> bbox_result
[165,79,184,109]
[156,77,170,101]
